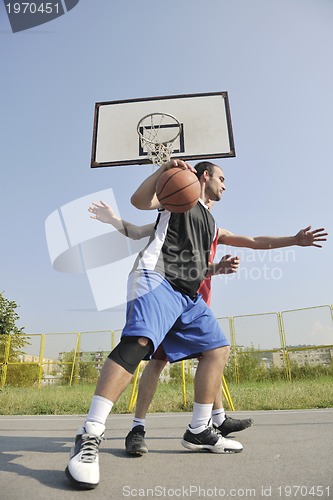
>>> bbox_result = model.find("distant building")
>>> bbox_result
[18,354,58,374]
[58,350,110,371]
[18,354,61,385]
[261,357,273,369]
[273,346,333,368]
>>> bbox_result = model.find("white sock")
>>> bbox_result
[131,417,145,430]
[86,395,114,426]
[190,402,213,430]
[212,408,226,427]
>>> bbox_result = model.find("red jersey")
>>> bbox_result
[197,229,219,306]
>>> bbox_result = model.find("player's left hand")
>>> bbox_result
[295,226,328,248]
[216,254,240,274]
[162,159,197,173]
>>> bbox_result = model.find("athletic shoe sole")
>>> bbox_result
[126,449,148,456]
[65,466,99,490]
[181,439,243,454]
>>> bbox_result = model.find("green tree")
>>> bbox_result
[169,362,182,382]
[59,350,77,384]
[169,361,193,384]
[60,350,99,385]
[79,362,99,384]
[0,291,29,362]
[225,347,268,382]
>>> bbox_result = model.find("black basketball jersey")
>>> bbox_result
[133,200,216,298]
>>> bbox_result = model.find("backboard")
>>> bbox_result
[91,91,236,168]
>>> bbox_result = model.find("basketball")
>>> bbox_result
[156,167,200,213]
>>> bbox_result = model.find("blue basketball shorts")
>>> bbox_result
[121,270,229,363]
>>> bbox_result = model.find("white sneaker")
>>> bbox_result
[181,424,243,453]
[65,421,105,489]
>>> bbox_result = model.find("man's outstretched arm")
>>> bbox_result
[88,200,154,240]
[218,225,328,249]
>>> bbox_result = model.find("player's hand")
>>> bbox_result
[295,226,328,248]
[162,159,197,174]
[88,200,116,224]
[216,254,240,274]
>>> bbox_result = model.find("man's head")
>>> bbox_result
[194,161,226,203]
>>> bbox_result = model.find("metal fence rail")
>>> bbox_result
[1,305,333,390]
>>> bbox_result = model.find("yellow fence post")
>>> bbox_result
[37,334,45,388]
[70,332,81,386]
[222,375,235,411]
[127,362,141,412]
[278,312,292,382]
[1,335,11,388]
[181,360,187,406]
[229,316,240,384]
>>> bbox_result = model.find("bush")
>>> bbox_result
[169,362,193,384]
[225,348,268,382]
[78,362,99,384]
[225,348,333,383]
[289,361,333,380]
[5,363,39,387]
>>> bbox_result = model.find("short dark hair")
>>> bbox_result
[193,161,217,180]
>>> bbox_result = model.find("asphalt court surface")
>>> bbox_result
[1,409,333,500]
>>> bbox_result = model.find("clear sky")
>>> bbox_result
[1,0,332,354]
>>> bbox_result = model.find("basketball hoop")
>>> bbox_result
[137,112,181,165]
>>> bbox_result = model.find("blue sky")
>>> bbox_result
[1,0,332,353]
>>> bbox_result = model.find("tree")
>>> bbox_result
[0,291,29,362]
[60,350,99,385]
[225,346,268,382]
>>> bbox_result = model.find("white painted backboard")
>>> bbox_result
[91,91,235,167]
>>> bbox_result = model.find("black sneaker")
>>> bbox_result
[65,421,105,490]
[181,424,243,453]
[125,425,148,455]
[215,415,254,437]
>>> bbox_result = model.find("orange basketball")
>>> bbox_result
[156,167,200,213]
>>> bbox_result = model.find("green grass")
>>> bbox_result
[227,377,333,411]
[1,377,333,415]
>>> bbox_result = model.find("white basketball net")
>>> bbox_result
[137,112,181,165]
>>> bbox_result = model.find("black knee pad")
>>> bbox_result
[108,336,154,374]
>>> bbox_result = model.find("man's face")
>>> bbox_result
[206,166,226,201]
